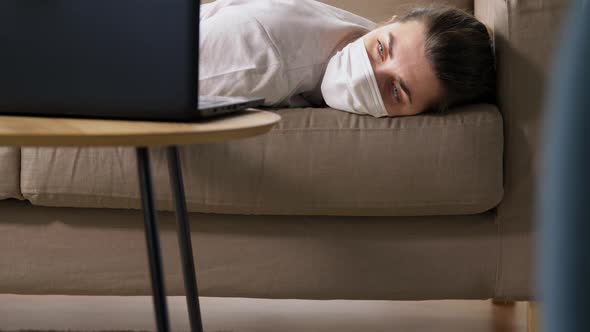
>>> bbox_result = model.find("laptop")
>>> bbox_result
[0,0,264,122]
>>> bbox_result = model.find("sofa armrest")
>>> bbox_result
[474,0,570,300]
[0,147,23,200]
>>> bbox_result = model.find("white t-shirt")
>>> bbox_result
[199,0,376,107]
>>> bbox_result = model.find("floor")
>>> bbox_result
[0,295,528,332]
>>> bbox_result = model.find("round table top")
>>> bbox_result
[0,110,281,147]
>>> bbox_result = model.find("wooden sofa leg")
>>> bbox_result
[528,302,539,332]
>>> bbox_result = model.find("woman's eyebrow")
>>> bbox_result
[388,32,412,103]
[388,31,412,103]
[388,32,394,59]
[399,77,413,104]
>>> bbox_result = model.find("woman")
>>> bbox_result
[199,0,495,117]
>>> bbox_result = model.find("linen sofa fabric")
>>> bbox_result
[0,198,498,300]
[200,0,474,24]
[475,0,570,299]
[321,0,473,23]
[20,104,503,216]
[0,147,23,200]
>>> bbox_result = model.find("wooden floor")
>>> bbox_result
[0,295,528,332]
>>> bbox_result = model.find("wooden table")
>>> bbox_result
[0,110,281,332]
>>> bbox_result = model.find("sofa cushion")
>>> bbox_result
[320,0,473,23]
[201,0,474,24]
[0,147,23,200]
[20,104,503,216]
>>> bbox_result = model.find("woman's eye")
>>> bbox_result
[392,83,400,102]
[377,40,384,59]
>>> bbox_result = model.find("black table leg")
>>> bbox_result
[136,147,171,332]
[167,146,204,332]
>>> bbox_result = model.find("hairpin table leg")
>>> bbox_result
[136,147,171,332]
[167,145,204,332]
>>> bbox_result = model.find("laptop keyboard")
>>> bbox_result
[198,95,248,108]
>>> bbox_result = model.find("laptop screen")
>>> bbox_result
[0,0,199,114]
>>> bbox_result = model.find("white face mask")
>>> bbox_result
[321,38,389,117]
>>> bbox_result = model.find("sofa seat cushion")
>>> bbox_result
[201,0,474,25]
[20,104,503,216]
[0,147,23,200]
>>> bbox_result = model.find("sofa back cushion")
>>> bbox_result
[320,0,472,23]
[201,0,473,23]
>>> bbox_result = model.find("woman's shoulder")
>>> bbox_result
[200,5,282,75]
[199,2,287,104]
[199,0,376,106]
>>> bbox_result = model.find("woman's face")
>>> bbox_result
[363,20,444,116]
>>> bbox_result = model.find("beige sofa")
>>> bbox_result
[0,0,567,301]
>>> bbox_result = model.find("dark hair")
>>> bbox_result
[397,6,496,112]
